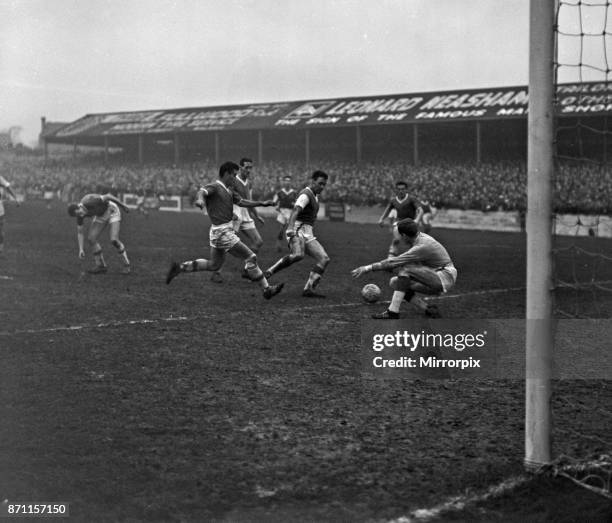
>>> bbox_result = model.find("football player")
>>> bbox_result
[351,218,457,319]
[165,161,283,300]
[264,170,330,298]
[0,175,19,257]
[272,175,297,252]
[67,193,131,274]
[378,181,422,257]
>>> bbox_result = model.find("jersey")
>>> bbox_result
[232,175,251,200]
[382,233,453,271]
[274,188,297,209]
[76,194,110,225]
[295,187,319,226]
[202,181,242,225]
[389,195,419,221]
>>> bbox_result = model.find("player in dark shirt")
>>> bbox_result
[165,161,283,300]
[378,181,422,257]
[272,175,297,252]
[265,171,330,298]
[67,193,131,274]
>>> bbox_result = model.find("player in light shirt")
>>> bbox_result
[67,193,131,274]
[0,175,19,256]
[352,218,457,318]
[165,161,283,300]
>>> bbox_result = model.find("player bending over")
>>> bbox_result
[264,170,330,298]
[67,193,131,274]
[351,218,457,319]
[165,161,283,300]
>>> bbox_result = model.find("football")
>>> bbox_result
[361,283,381,303]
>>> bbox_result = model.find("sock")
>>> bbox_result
[389,291,405,313]
[93,248,106,268]
[245,261,268,289]
[304,272,321,291]
[114,243,130,266]
[180,259,213,272]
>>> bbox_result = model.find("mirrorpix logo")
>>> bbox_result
[284,101,337,119]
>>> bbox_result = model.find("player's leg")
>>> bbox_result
[372,267,444,319]
[264,235,305,277]
[166,247,226,284]
[87,220,108,273]
[388,222,401,257]
[238,225,263,279]
[228,241,283,299]
[302,239,330,298]
[275,212,288,252]
[108,220,130,274]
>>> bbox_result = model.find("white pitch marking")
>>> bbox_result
[0,315,189,336]
[386,474,530,522]
[0,275,14,280]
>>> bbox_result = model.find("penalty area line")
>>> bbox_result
[0,315,190,336]
[387,474,530,522]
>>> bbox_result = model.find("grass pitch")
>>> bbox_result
[1,202,610,522]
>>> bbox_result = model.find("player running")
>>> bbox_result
[67,193,131,274]
[165,161,283,300]
[210,157,263,283]
[264,170,330,298]
[378,181,422,257]
[272,175,297,252]
[351,218,457,319]
[0,175,19,257]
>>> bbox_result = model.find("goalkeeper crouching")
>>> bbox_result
[351,218,457,319]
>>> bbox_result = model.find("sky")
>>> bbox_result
[0,0,606,145]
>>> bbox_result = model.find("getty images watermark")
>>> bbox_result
[361,319,612,379]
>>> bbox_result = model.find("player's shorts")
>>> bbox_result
[276,208,292,225]
[232,205,256,231]
[92,201,121,225]
[437,263,457,293]
[209,221,241,251]
[292,222,316,244]
[43,191,55,201]
[398,263,457,293]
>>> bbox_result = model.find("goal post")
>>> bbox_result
[525,0,556,470]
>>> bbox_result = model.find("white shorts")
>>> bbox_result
[397,263,457,293]
[232,205,256,231]
[44,191,55,201]
[209,221,241,251]
[92,201,121,225]
[276,208,292,225]
[437,264,457,293]
[293,222,316,243]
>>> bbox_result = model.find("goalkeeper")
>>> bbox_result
[351,218,457,319]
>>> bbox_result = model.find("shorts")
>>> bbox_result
[397,263,457,293]
[276,208,292,225]
[209,221,241,251]
[437,264,457,293]
[293,222,316,243]
[232,205,256,231]
[43,191,55,201]
[92,201,121,225]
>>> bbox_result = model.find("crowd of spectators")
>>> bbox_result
[1,150,611,214]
